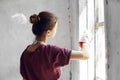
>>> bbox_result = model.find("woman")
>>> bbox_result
[20,11,89,80]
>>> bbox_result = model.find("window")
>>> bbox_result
[79,0,106,80]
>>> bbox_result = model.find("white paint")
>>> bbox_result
[11,13,27,24]
[79,7,88,80]
[79,0,95,80]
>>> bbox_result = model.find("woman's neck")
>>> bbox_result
[35,36,47,43]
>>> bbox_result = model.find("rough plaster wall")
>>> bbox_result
[105,0,120,80]
[69,0,80,80]
[0,0,72,80]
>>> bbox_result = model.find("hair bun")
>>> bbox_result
[30,14,40,24]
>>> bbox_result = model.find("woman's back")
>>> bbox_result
[20,43,71,80]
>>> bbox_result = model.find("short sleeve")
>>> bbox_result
[20,54,27,79]
[50,45,71,67]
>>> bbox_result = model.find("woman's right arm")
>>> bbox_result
[70,43,89,60]
[70,50,89,60]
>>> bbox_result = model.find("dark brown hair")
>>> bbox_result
[30,11,58,36]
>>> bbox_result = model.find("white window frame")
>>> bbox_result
[79,0,106,80]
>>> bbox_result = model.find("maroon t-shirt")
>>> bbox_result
[20,44,71,80]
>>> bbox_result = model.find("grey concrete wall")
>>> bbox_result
[105,0,120,80]
[69,0,80,80]
[0,0,73,80]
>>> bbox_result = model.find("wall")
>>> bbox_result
[105,0,120,80]
[0,0,73,80]
[68,0,80,80]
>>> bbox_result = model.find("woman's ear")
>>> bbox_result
[46,30,52,37]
